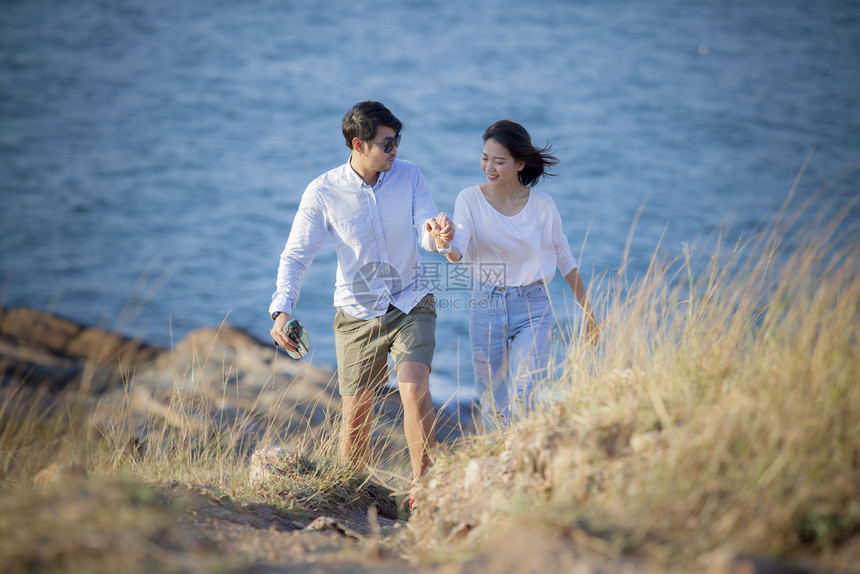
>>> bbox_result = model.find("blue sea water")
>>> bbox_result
[2,0,859,404]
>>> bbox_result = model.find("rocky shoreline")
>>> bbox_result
[0,306,477,572]
[0,306,475,454]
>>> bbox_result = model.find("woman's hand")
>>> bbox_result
[584,313,600,346]
[563,268,600,346]
[426,212,455,249]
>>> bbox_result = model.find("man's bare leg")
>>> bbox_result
[339,388,375,468]
[396,360,436,481]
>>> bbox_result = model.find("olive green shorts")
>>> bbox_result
[334,294,436,396]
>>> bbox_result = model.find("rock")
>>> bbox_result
[248,445,316,486]
[0,307,163,393]
[160,325,328,378]
[0,308,82,353]
[67,327,161,367]
[157,326,269,373]
[0,334,83,390]
[304,516,361,539]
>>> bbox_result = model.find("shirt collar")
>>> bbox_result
[341,156,368,188]
[341,156,395,189]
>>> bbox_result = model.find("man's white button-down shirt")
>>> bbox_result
[270,158,440,319]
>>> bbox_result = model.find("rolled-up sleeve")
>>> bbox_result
[269,187,327,316]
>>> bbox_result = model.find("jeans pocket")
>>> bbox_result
[523,283,548,301]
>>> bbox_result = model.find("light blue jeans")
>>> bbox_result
[469,281,552,430]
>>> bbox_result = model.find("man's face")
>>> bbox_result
[363,126,399,172]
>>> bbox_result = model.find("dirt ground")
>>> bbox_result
[174,480,843,574]
[173,483,417,574]
[172,484,672,574]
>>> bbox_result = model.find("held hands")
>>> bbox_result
[425,212,455,249]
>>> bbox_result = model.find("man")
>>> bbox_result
[269,101,447,498]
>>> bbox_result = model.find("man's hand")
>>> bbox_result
[270,313,298,353]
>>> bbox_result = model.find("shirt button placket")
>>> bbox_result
[370,187,390,260]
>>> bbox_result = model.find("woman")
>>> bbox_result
[429,120,598,430]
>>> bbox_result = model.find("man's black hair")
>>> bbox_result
[342,101,403,149]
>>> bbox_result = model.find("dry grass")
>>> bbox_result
[0,477,232,574]
[0,326,417,571]
[2,196,858,572]
[409,200,860,571]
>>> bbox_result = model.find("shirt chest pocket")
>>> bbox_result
[330,216,368,248]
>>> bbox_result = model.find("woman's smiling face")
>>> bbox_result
[481,138,524,188]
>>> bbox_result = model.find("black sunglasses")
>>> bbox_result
[368,134,401,154]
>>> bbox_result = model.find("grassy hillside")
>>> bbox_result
[409,201,860,570]
[2,200,858,572]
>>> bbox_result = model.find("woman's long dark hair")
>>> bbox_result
[482,120,558,188]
